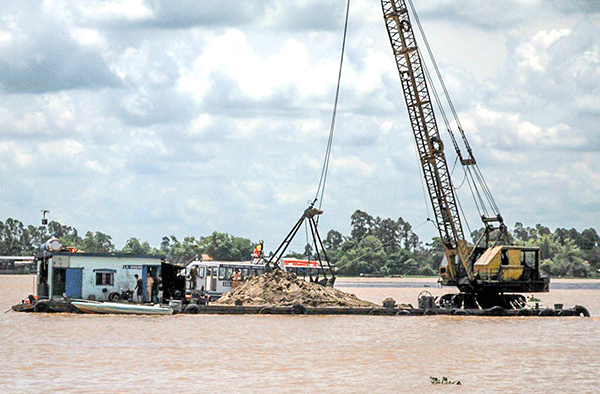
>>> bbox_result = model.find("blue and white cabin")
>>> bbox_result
[37,251,164,302]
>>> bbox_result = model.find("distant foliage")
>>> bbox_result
[323,210,440,277]
[0,215,598,277]
[510,223,598,277]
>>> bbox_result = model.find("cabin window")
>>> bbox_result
[219,267,234,281]
[522,250,537,268]
[501,250,509,266]
[95,272,114,286]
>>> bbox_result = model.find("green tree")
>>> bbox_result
[324,229,343,251]
[350,210,374,243]
[200,232,254,261]
[371,217,400,252]
[121,238,156,256]
[0,218,27,255]
[81,231,115,254]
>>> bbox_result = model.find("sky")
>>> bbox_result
[0,0,599,253]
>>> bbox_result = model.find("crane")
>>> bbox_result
[381,0,549,308]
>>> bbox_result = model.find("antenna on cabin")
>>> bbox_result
[41,210,49,225]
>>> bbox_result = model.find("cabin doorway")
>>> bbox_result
[143,266,159,303]
[52,267,67,297]
[37,258,49,297]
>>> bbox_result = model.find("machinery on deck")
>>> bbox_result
[381,0,549,308]
[265,204,336,287]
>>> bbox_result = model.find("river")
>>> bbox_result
[1,275,599,393]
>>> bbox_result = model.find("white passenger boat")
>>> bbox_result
[71,300,173,315]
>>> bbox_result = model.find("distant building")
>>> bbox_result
[0,257,36,274]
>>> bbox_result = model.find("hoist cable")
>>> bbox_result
[407,0,503,222]
[314,0,351,222]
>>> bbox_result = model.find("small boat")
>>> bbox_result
[71,300,173,315]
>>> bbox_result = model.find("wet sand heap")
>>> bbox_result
[216,269,377,308]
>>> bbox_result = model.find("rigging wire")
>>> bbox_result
[407,0,472,162]
[407,0,503,225]
[314,0,351,222]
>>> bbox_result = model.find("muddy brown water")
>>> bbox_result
[1,275,599,393]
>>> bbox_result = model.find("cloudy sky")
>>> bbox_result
[1,0,599,252]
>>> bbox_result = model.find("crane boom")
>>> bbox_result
[380,0,549,306]
[381,0,471,283]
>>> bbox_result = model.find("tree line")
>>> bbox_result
[320,212,599,278]
[0,218,254,264]
[1,213,599,277]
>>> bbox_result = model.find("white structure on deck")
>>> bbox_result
[37,252,164,302]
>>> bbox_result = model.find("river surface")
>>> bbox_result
[1,275,599,393]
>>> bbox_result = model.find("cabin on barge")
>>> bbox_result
[37,251,164,301]
[13,239,185,312]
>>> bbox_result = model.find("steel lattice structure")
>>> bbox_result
[381,0,471,281]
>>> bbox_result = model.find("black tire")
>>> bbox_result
[453,309,467,316]
[291,303,306,315]
[574,305,590,317]
[68,303,82,313]
[538,308,556,317]
[368,308,383,315]
[517,308,534,316]
[108,292,121,302]
[396,309,411,316]
[557,309,572,317]
[423,308,435,315]
[486,306,506,316]
[34,302,49,313]
[184,304,201,314]
[259,307,274,314]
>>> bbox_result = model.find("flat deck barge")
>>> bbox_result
[179,303,590,317]
[12,298,590,317]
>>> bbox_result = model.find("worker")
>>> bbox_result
[157,275,164,304]
[253,243,263,258]
[146,274,154,303]
[134,274,143,303]
[232,269,240,288]
[190,267,198,290]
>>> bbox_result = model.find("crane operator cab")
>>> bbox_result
[439,245,549,295]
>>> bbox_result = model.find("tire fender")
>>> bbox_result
[574,305,590,317]
[291,303,306,315]
[184,304,201,314]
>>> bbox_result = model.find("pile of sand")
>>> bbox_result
[216,269,378,308]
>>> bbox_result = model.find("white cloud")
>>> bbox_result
[74,0,153,24]
[516,29,571,73]
[0,0,598,249]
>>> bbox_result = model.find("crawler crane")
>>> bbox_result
[381,0,549,308]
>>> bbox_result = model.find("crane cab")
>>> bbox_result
[474,246,538,282]
[439,245,549,293]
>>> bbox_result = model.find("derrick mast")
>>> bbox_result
[381,0,470,285]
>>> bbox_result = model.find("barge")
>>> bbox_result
[177,303,590,317]
[11,294,590,317]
